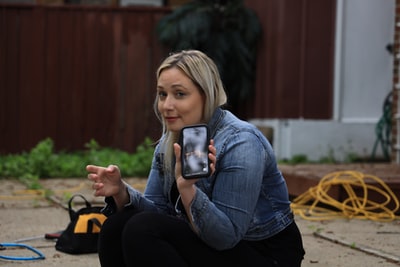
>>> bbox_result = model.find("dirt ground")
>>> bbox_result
[0,177,399,267]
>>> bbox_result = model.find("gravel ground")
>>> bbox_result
[1,178,399,267]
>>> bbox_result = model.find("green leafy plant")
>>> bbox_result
[156,0,262,109]
[0,137,155,188]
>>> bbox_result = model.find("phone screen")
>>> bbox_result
[180,124,210,179]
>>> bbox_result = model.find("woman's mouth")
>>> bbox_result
[165,116,179,123]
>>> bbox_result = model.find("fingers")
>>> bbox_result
[86,165,103,182]
[173,143,181,159]
[86,164,122,197]
[209,154,216,175]
[106,164,120,175]
[173,142,182,173]
[208,139,216,151]
[208,139,216,156]
[208,139,216,175]
[86,165,110,186]
[92,183,105,197]
[86,164,99,173]
[86,164,119,177]
[87,165,105,196]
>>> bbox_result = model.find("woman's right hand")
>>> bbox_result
[86,164,125,198]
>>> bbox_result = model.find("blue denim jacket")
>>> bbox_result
[109,108,293,250]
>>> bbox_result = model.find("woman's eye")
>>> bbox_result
[158,92,167,99]
[157,90,186,99]
[176,91,186,98]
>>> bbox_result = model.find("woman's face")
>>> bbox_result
[157,67,205,133]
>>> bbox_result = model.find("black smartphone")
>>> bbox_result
[179,124,211,179]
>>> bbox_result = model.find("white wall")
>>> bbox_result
[251,119,377,162]
[335,0,395,123]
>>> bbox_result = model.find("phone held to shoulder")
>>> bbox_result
[179,124,211,179]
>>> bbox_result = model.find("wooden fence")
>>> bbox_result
[0,1,336,154]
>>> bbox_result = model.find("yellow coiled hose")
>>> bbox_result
[291,170,400,222]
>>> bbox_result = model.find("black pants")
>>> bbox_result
[98,210,305,267]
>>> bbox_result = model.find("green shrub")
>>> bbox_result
[0,137,155,188]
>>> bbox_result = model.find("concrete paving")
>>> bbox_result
[0,178,399,267]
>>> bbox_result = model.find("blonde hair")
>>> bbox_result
[153,50,227,174]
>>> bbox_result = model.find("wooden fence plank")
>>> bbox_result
[0,8,21,153]
[43,8,61,149]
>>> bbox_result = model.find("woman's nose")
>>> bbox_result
[163,96,174,109]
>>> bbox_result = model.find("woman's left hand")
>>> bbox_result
[173,139,216,222]
[173,139,216,189]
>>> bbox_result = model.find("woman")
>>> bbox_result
[87,50,305,267]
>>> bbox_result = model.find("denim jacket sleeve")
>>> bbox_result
[189,129,267,250]
[103,183,158,215]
